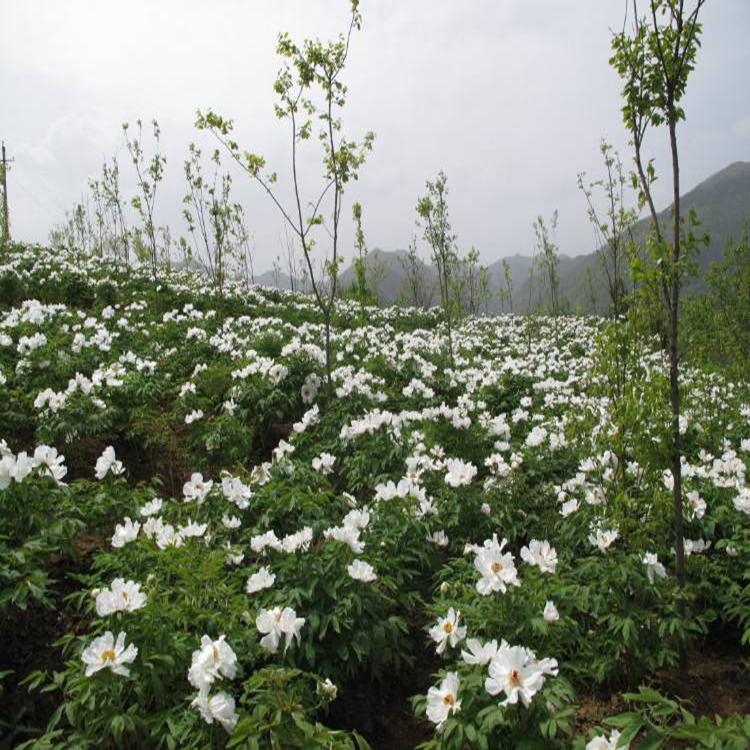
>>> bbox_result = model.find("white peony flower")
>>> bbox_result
[444,458,477,487]
[686,490,706,520]
[427,530,449,547]
[81,631,137,677]
[183,472,213,504]
[188,635,238,691]
[683,538,711,556]
[733,488,750,514]
[251,462,272,485]
[485,643,554,707]
[142,515,164,538]
[543,601,560,624]
[185,409,204,424]
[11,451,37,483]
[312,452,336,475]
[281,527,313,553]
[111,517,140,548]
[155,523,183,549]
[324,525,364,553]
[588,525,619,553]
[560,497,580,517]
[222,514,242,529]
[318,677,338,700]
[426,672,461,729]
[474,535,520,595]
[178,520,208,538]
[33,445,67,483]
[95,578,147,616]
[191,690,238,732]
[586,729,627,750]
[256,606,305,654]
[520,539,558,574]
[343,507,370,530]
[250,529,283,555]
[95,446,124,480]
[224,543,244,565]
[461,638,499,666]
[0,454,14,489]
[246,566,276,594]
[429,608,466,655]
[221,475,252,509]
[642,553,667,584]
[347,559,377,582]
[139,497,163,517]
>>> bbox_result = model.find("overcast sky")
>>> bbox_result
[2,0,749,272]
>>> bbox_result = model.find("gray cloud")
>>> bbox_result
[2,0,748,272]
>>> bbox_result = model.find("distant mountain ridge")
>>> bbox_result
[253,161,750,312]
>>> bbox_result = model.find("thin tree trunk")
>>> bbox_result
[324,313,333,402]
[668,115,686,615]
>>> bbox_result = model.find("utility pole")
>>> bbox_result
[1,141,12,246]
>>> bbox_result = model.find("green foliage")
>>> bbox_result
[0,476,84,614]
[229,668,370,750]
[576,687,750,750]
[683,228,750,377]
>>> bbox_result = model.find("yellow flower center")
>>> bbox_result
[491,561,503,573]
[101,648,116,663]
[443,622,453,633]
[443,693,455,706]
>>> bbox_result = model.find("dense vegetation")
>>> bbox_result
[1,240,750,749]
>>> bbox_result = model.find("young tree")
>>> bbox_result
[477,265,492,317]
[232,204,255,289]
[51,199,98,257]
[416,171,458,364]
[53,156,134,267]
[159,225,173,274]
[398,235,434,309]
[73,200,94,256]
[460,246,491,317]
[87,177,106,258]
[501,258,514,313]
[123,119,166,281]
[182,143,238,295]
[610,0,707,624]
[282,225,300,293]
[352,201,368,317]
[578,140,639,318]
[366,252,388,307]
[532,210,562,316]
[272,255,283,289]
[197,1,373,401]
[525,255,537,315]
[100,156,130,267]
